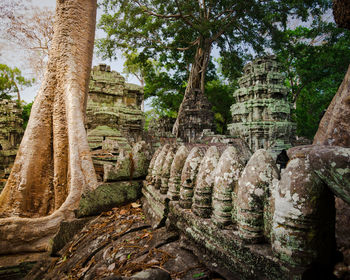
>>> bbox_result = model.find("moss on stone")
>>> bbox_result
[77,181,142,217]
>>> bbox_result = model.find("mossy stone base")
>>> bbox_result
[142,183,309,279]
[77,181,142,217]
[168,202,306,280]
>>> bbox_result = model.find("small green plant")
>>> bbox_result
[192,272,205,278]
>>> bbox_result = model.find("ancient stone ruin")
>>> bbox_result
[86,64,150,196]
[229,56,295,156]
[174,88,216,142]
[0,100,24,192]
[77,140,151,217]
[147,116,175,139]
[87,64,144,147]
[0,65,146,192]
[1,52,349,279]
[143,141,337,279]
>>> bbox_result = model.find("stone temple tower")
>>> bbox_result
[228,56,295,156]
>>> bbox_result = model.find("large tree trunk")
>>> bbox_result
[314,2,350,267]
[0,0,97,254]
[313,65,350,146]
[172,39,213,139]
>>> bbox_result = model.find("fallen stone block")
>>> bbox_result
[77,181,142,217]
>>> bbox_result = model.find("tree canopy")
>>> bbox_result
[98,0,330,66]
[98,0,331,137]
[273,21,350,138]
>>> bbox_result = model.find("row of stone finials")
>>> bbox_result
[144,142,335,267]
[146,143,275,241]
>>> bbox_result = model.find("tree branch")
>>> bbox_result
[210,10,236,43]
[135,0,191,22]
[213,9,235,20]
[174,0,197,29]
[134,32,198,52]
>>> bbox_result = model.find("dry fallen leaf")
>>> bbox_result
[131,202,141,208]
[108,263,116,271]
[120,209,128,215]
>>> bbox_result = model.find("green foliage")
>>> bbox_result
[293,88,331,139]
[122,50,155,85]
[21,101,33,129]
[144,109,158,131]
[274,23,350,138]
[97,0,329,64]
[193,272,205,278]
[98,0,333,137]
[0,64,33,100]
[205,79,236,134]
[97,0,329,86]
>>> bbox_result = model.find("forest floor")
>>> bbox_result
[25,201,233,280]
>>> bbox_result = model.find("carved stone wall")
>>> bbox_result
[0,100,24,192]
[228,56,295,156]
[86,64,144,147]
[176,89,216,143]
[147,116,175,138]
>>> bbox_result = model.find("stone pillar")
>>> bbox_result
[145,146,163,182]
[272,153,335,266]
[228,56,295,157]
[236,149,279,243]
[160,145,177,194]
[152,144,171,189]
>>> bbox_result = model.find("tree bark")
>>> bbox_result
[172,39,212,137]
[0,0,97,254]
[333,0,350,30]
[313,65,350,146]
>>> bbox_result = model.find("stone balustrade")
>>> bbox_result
[143,142,337,279]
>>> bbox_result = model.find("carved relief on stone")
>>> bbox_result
[175,88,215,142]
[179,146,206,209]
[160,145,177,194]
[130,141,151,179]
[145,146,163,182]
[192,146,221,218]
[212,146,245,227]
[168,145,189,201]
[152,144,171,189]
[236,149,279,243]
